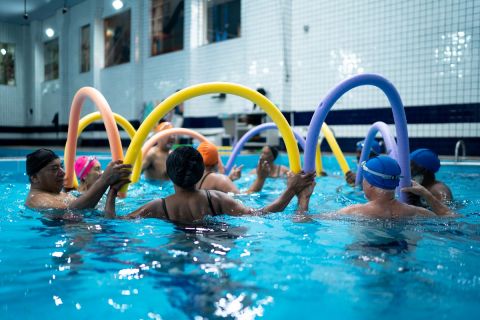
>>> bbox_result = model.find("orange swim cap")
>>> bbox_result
[154,121,173,132]
[197,142,219,166]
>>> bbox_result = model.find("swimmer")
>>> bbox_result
[25,148,131,211]
[142,121,175,180]
[408,148,452,204]
[248,146,289,178]
[105,146,315,224]
[196,141,269,194]
[345,139,382,185]
[298,156,452,218]
[74,156,102,192]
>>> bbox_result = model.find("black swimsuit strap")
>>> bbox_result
[198,172,213,189]
[162,198,170,220]
[205,190,217,216]
[276,165,281,176]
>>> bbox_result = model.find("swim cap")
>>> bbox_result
[362,155,402,190]
[197,142,219,166]
[410,148,440,173]
[75,156,99,180]
[166,146,205,189]
[356,139,382,154]
[154,121,173,133]
[26,148,59,176]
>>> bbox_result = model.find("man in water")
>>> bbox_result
[345,139,382,185]
[249,146,289,178]
[74,156,102,192]
[142,121,175,180]
[408,148,452,204]
[105,146,315,224]
[298,155,452,218]
[25,148,131,210]
[196,141,271,194]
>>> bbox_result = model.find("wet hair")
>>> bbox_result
[166,146,205,189]
[267,145,279,160]
[410,161,435,187]
[26,148,59,177]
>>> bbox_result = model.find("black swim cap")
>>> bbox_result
[166,146,205,189]
[267,145,279,160]
[26,148,59,176]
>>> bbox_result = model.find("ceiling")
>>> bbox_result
[0,0,86,25]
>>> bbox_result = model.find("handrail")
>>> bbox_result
[454,140,466,162]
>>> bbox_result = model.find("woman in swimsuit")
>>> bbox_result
[105,146,315,224]
[249,146,289,178]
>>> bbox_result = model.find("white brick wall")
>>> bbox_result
[0,0,478,142]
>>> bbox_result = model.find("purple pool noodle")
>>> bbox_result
[355,121,400,195]
[304,74,411,202]
[225,122,307,175]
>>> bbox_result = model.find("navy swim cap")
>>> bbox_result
[410,148,440,173]
[362,155,401,190]
[26,148,59,176]
[356,139,382,154]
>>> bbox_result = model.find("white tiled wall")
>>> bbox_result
[0,0,478,141]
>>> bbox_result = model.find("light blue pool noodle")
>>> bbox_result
[225,122,307,175]
[304,73,411,203]
[355,121,400,195]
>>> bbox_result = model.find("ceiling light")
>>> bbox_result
[0,48,6,55]
[112,0,124,10]
[45,28,55,38]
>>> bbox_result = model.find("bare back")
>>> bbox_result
[197,172,240,194]
[337,199,435,218]
[143,147,169,180]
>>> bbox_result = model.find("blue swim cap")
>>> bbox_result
[356,139,382,154]
[410,148,440,173]
[362,156,402,190]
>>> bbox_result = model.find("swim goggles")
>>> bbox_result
[360,161,403,180]
[78,156,97,179]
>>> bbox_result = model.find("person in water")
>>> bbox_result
[345,139,382,185]
[249,145,289,178]
[105,146,315,224]
[25,148,131,211]
[298,155,452,218]
[74,156,102,192]
[142,121,175,180]
[408,148,452,204]
[196,141,268,194]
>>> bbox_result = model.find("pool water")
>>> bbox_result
[0,154,479,319]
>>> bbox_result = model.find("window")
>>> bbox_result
[206,0,241,44]
[44,38,59,81]
[80,24,90,73]
[151,0,184,55]
[104,10,131,67]
[0,43,15,86]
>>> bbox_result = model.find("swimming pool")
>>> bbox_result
[0,153,479,319]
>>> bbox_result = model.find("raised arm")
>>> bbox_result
[245,160,270,194]
[402,181,453,216]
[68,161,131,210]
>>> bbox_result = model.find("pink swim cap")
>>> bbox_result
[75,156,98,180]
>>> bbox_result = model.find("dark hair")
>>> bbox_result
[267,145,279,160]
[26,148,59,177]
[166,146,205,189]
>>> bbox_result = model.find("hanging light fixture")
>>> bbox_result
[112,0,124,10]
[23,0,29,20]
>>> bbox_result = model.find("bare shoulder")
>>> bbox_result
[337,204,366,215]
[280,165,289,174]
[26,191,72,210]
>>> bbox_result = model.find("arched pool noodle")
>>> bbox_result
[68,112,142,187]
[121,83,301,193]
[355,121,399,189]
[320,123,350,175]
[64,87,124,189]
[141,128,223,167]
[304,73,411,202]
[224,122,323,176]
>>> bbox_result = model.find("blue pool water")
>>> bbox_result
[0,152,479,319]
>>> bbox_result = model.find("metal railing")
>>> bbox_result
[454,140,466,162]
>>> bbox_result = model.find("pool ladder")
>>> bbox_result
[454,140,466,162]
